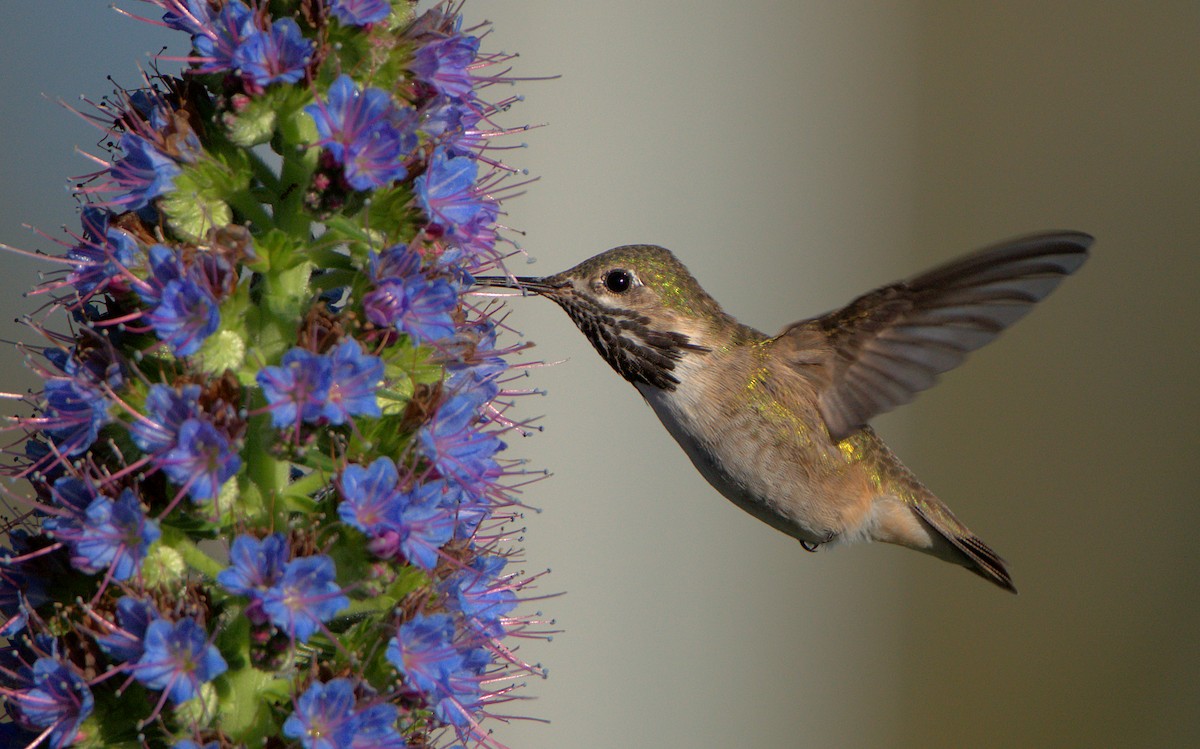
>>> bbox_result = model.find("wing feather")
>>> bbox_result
[776,231,1092,441]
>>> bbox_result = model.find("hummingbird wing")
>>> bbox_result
[775,231,1092,442]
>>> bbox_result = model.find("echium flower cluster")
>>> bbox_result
[0,2,552,748]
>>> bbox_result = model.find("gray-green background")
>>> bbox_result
[1,2,1196,747]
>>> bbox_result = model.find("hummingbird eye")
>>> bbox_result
[603,269,634,294]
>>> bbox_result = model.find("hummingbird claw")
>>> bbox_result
[800,531,837,552]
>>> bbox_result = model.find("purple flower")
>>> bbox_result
[415,148,498,240]
[109,133,181,210]
[66,207,140,299]
[9,658,94,749]
[282,678,356,749]
[304,75,413,190]
[323,339,383,424]
[348,702,405,749]
[258,348,333,428]
[386,612,488,727]
[44,481,160,581]
[129,383,201,455]
[442,554,517,638]
[410,34,480,100]
[234,18,313,87]
[368,242,422,282]
[261,555,349,642]
[390,481,457,571]
[190,0,255,75]
[363,246,457,344]
[446,320,505,405]
[337,459,456,570]
[419,96,482,154]
[68,489,160,580]
[139,245,221,356]
[328,0,391,27]
[134,616,228,703]
[418,392,504,495]
[161,418,242,501]
[42,377,110,457]
[96,596,158,663]
[387,613,461,695]
[338,457,403,536]
[161,0,217,36]
[217,533,288,623]
[343,115,412,191]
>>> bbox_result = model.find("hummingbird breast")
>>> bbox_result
[634,341,882,547]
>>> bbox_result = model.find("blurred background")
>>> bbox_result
[1,2,1196,747]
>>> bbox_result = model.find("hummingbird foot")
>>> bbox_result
[799,532,837,552]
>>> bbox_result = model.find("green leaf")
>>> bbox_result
[227,97,278,147]
[198,329,247,374]
[161,155,250,241]
[355,183,420,243]
[218,664,289,742]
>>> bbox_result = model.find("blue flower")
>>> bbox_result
[66,207,140,299]
[42,377,110,457]
[134,616,228,703]
[442,554,517,638]
[140,244,221,356]
[129,383,202,455]
[44,481,159,581]
[109,133,181,210]
[329,0,391,27]
[234,18,313,87]
[174,741,221,749]
[96,596,158,663]
[305,75,413,190]
[161,0,217,35]
[338,459,456,570]
[282,678,357,749]
[338,457,403,536]
[415,148,498,240]
[418,392,504,495]
[190,0,255,75]
[390,481,457,571]
[217,533,288,599]
[257,348,334,428]
[410,34,480,100]
[71,489,160,580]
[261,555,349,643]
[10,658,94,749]
[217,533,289,625]
[161,418,241,501]
[419,96,482,155]
[323,339,384,424]
[387,613,461,695]
[348,702,406,749]
[386,612,488,728]
[362,246,458,343]
[343,115,412,191]
[446,320,506,405]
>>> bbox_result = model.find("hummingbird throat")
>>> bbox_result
[554,294,707,391]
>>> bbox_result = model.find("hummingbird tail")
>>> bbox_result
[888,496,1018,593]
[947,532,1017,593]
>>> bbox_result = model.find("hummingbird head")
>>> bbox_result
[476,245,743,390]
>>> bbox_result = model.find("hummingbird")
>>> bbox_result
[475,231,1091,592]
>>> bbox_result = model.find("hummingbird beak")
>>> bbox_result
[472,274,563,297]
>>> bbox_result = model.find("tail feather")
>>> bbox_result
[951,533,1017,593]
[905,498,1017,593]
